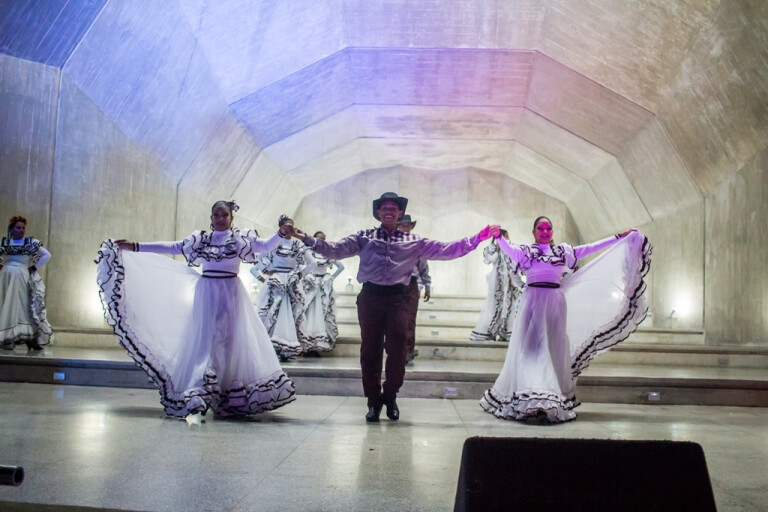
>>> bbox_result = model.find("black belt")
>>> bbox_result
[202,270,237,279]
[527,282,560,288]
[362,282,408,295]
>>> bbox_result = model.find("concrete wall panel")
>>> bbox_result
[343,0,545,50]
[0,55,59,250]
[63,0,228,182]
[704,146,767,345]
[179,109,263,205]
[263,107,361,171]
[231,50,353,148]
[589,160,652,231]
[619,119,702,218]
[232,151,304,225]
[47,75,177,329]
[528,53,654,157]
[541,0,718,110]
[515,109,615,181]
[351,48,533,107]
[639,202,705,331]
[659,0,768,196]
[0,0,106,67]
[356,105,523,141]
[178,0,345,102]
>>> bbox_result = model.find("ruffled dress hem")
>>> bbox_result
[96,239,296,418]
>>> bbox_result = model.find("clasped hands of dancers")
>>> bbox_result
[95,192,650,425]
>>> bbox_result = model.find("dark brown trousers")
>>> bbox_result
[405,276,420,354]
[356,285,410,407]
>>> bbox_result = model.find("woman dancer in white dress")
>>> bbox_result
[96,201,296,420]
[0,216,53,351]
[481,216,651,423]
[300,231,344,356]
[252,215,308,361]
[469,230,522,342]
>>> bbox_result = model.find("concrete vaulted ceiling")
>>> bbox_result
[3,0,757,239]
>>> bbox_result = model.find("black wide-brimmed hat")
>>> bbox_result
[372,192,408,221]
[397,214,416,227]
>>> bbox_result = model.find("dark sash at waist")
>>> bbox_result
[362,282,407,296]
[527,282,560,289]
[266,267,294,273]
[202,270,238,279]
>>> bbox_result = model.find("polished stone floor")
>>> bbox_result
[0,382,766,512]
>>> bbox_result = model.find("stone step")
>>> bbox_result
[335,306,482,325]
[1,347,766,407]
[336,320,705,346]
[330,337,768,369]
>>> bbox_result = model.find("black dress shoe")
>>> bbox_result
[384,397,399,421]
[365,405,382,423]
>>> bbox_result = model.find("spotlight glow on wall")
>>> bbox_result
[671,291,693,319]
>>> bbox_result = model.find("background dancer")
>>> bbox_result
[396,215,430,366]
[293,192,499,423]
[0,216,53,351]
[96,201,296,422]
[252,215,308,362]
[481,216,651,423]
[300,231,344,357]
[469,229,522,342]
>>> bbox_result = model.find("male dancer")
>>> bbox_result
[396,214,430,366]
[294,192,499,422]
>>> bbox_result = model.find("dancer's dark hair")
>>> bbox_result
[211,200,238,215]
[7,215,27,236]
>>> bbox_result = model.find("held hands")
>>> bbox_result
[114,239,135,251]
[478,225,501,241]
[292,228,307,241]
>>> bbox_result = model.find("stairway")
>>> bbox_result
[1,292,766,407]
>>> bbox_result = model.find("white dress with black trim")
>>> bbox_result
[300,249,344,352]
[469,242,522,341]
[0,237,53,347]
[252,239,308,358]
[95,229,296,418]
[480,231,652,423]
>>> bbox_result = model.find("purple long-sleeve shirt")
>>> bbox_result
[302,226,483,287]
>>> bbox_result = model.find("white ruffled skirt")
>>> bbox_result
[481,232,652,423]
[96,241,296,418]
[301,273,338,352]
[469,268,500,341]
[257,272,306,358]
[0,263,53,347]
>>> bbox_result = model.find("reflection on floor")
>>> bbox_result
[0,383,766,511]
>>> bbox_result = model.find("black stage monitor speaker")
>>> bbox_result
[454,436,717,512]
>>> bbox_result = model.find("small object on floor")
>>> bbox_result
[365,405,382,423]
[384,397,399,421]
[185,413,205,426]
